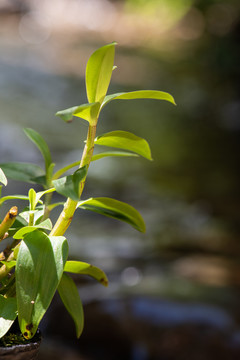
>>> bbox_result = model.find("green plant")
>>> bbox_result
[0,43,175,341]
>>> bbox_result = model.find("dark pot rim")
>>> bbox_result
[0,330,41,355]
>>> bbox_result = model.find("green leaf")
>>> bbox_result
[0,260,16,271]
[92,150,139,162]
[73,102,101,124]
[55,105,79,122]
[53,161,80,180]
[53,166,87,201]
[56,102,101,124]
[94,130,152,160]
[86,42,116,104]
[0,295,17,338]
[58,273,84,338]
[102,90,176,107]
[13,219,52,239]
[78,197,146,232]
[0,168,7,186]
[35,188,55,208]
[24,128,52,172]
[0,163,45,184]
[18,207,44,225]
[8,216,28,237]
[28,188,36,211]
[0,195,30,207]
[16,230,68,339]
[64,261,108,286]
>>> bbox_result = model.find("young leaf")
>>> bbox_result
[0,163,45,184]
[28,188,37,211]
[64,261,108,286]
[94,131,152,160]
[56,102,101,124]
[78,197,146,232]
[24,128,52,172]
[0,260,16,271]
[16,230,68,339]
[13,219,52,239]
[58,273,84,338]
[101,90,176,108]
[35,188,55,208]
[86,42,116,104]
[0,168,7,186]
[53,166,87,201]
[0,295,17,338]
[92,151,139,162]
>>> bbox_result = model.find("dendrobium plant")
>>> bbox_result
[0,43,175,340]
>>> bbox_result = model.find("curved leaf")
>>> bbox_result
[0,163,45,184]
[0,295,17,338]
[53,166,87,201]
[16,230,68,339]
[92,151,139,162]
[102,90,176,107]
[78,197,146,232]
[86,42,116,104]
[73,102,100,124]
[55,105,79,122]
[13,219,52,239]
[24,128,52,172]
[58,273,84,338]
[56,102,100,124]
[0,195,30,207]
[64,261,108,286]
[0,168,7,186]
[94,131,152,160]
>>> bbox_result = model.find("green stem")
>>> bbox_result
[42,191,53,221]
[50,124,97,236]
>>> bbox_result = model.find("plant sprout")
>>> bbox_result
[0,43,175,340]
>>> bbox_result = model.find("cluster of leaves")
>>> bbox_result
[0,43,175,342]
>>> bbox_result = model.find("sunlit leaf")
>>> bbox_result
[64,261,108,286]
[94,130,152,160]
[56,102,101,124]
[86,42,116,104]
[0,295,17,338]
[0,163,45,184]
[53,166,87,201]
[92,151,139,162]
[78,197,146,232]
[0,260,16,271]
[24,128,52,172]
[28,188,36,211]
[102,90,176,107]
[18,207,44,225]
[16,230,68,339]
[0,168,7,186]
[73,102,101,123]
[58,273,84,338]
[13,219,52,239]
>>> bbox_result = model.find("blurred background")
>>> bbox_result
[0,0,240,359]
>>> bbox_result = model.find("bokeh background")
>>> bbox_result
[0,0,240,359]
